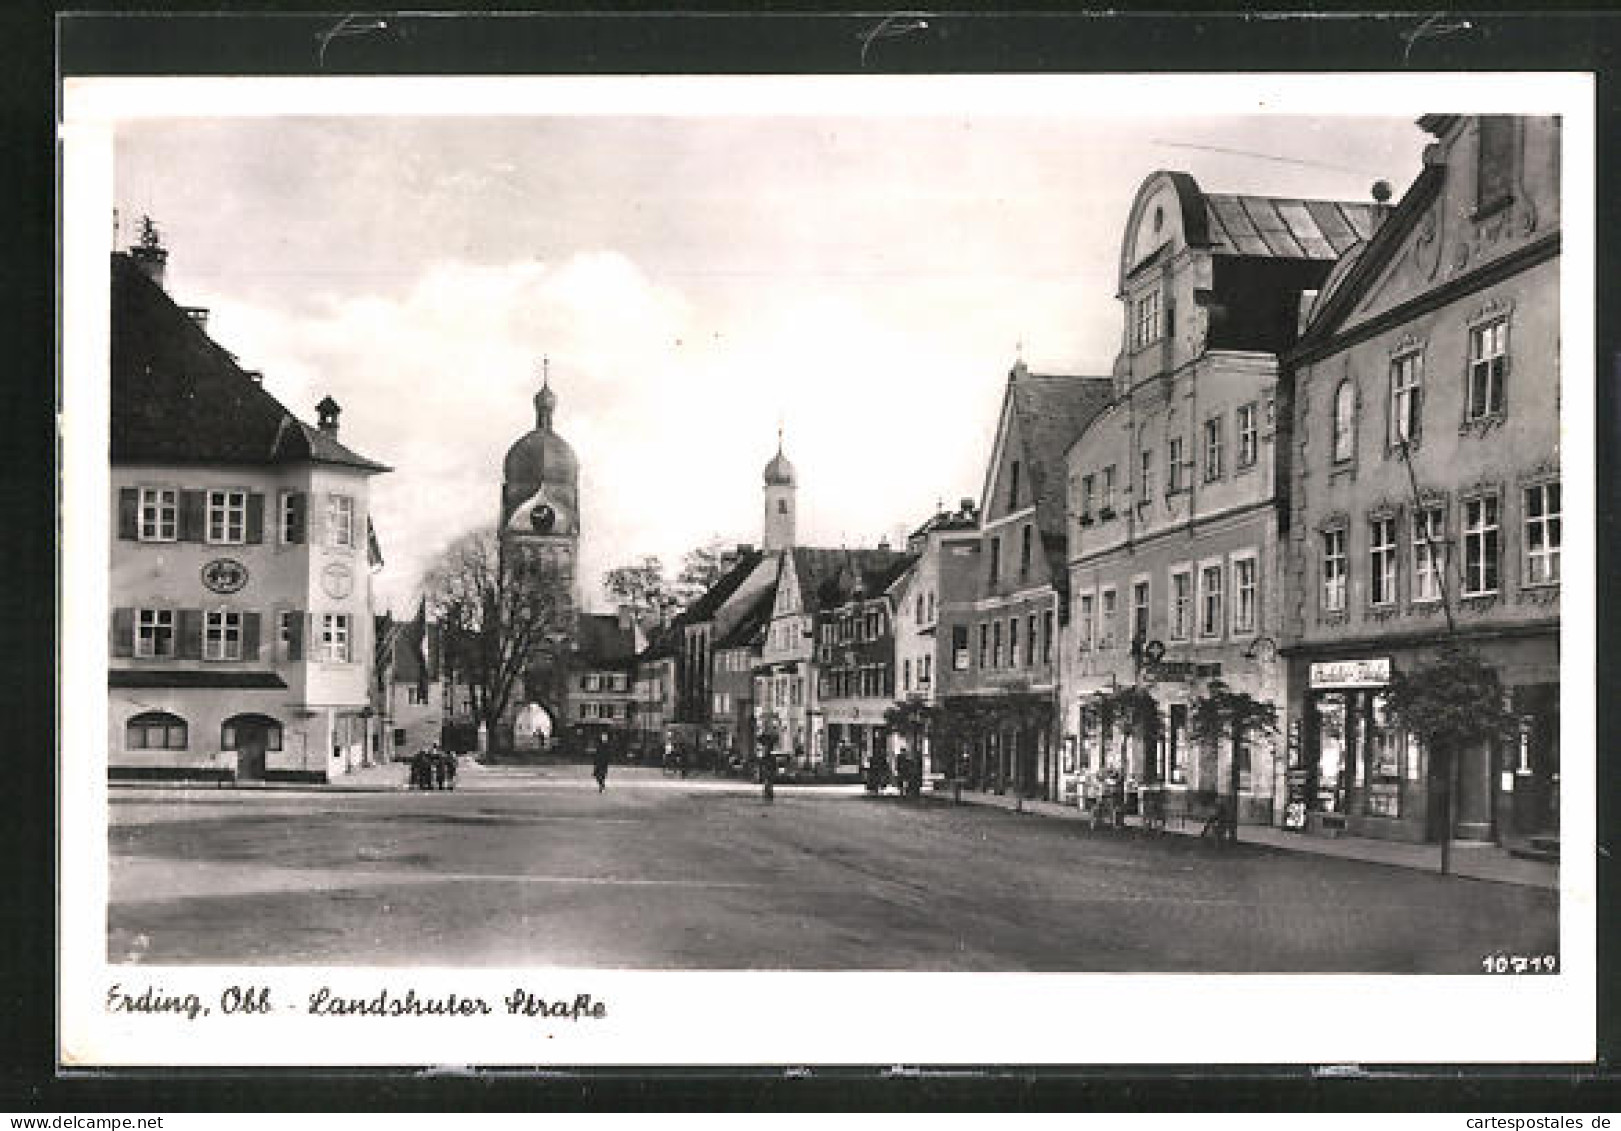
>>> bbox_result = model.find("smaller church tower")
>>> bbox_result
[762,429,797,553]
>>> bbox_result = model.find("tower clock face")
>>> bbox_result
[530,503,556,532]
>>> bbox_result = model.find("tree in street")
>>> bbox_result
[422,528,574,756]
[1189,680,1278,844]
[1384,642,1518,874]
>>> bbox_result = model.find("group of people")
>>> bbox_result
[865,748,924,797]
[409,743,457,791]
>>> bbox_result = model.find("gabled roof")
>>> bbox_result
[680,550,764,624]
[574,612,640,670]
[811,548,916,611]
[1006,368,1116,537]
[111,252,389,472]
[715,585,776,650]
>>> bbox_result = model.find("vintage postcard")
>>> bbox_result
[57,72,1596,1067]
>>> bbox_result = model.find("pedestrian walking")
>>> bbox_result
[431,743,448,790]
[442,747,458,791]
[592,738,611,792]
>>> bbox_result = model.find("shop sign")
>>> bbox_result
[1148,661,1220,682]
[1309,657,1391,689]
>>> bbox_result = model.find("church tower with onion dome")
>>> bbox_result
[762,428,797,553]
[497,360,581,745]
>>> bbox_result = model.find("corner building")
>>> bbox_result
[108,246,390,782]
[1062,172,1380,822]
[1281,115,1561,847]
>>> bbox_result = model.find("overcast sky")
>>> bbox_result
[114,109,1429,613]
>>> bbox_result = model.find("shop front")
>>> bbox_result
[1288,638,1558,846]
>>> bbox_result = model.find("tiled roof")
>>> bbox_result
[1009,369,1115,537]
[680,550,765,623]
[805,547,915,609]
[1201,195,1381,261]
[110,253,389,472]
[715,586,776,649]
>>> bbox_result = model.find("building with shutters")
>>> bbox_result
[1280,115,1561,848]
[563,609,646,756]
[108,238,391,782]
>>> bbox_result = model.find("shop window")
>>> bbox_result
[1366,695,1402,818]
[126,711,187,750]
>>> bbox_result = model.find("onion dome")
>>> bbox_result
[503,377,578,488]
[763,431,796,487]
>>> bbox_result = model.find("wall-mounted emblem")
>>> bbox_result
[200,558,249,594]
[321,562,355,599]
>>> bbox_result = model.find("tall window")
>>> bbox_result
[988,536,1001,585]
[1100,588,1118,649]
[1413,505,1447,603]
[992,621,1004,668]
[1081,474,1096,518]
[1322,529,1348,612]
[1007,617,1019,667]
[1167,437,1186,492]
[1390,353,1423,445]
[1237,403,1259,469]
[1199,564,1224,638]
[1019,523,1033,577]
[1009,460,1021,509]
[1232,556,1257,634]
[1042,610,1054,665]
[902,658,912,690]
[204,609,243,661]
[1025,612,1037,666]
[135,608,175,658]
[207,489,247,544]
[1077,593,1095,651]
[1524,482,1561,586]
[328,494,356,549]
[1203,417,1224,481]
[1370,516,1398,607]
[1170,569,1192,640]
[138,487,177,541]
[320,613,352,662]
[1102,465,1117,512]
[977,623,989,668]
[1132,288,1161,350]
[1332,381,1356,463]
[1463,494,1501,596]
[1140,448,1155,504]
[1131,580,1150,645]
[1468,318,1508,421]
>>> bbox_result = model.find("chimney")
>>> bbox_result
[128,216,168,290]
[316,395,342,436]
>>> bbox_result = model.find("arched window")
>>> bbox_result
[127,711,187,750]
[1332,380,1356,463]
[221,713,283,751]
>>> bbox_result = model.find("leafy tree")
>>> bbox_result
[884,697,934,756]
[422,528,573,755]
[601,555,673,616]
[672,537,730,605]
[1189,681,1278,844]
[1089,684,1161,758]
[1385,642,1518,873]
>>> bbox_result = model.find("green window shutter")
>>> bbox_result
[242,612,261,659]
[111,608,134,657]
[177,609,203,659]
[245,493,265,544]
[118,489,139,540]
[286,610,304,661]
[179,490,206,541]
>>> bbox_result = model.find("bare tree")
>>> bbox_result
[422,528,573,753]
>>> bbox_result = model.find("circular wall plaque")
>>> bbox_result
[201,558,249,594]
[321,562,354,599]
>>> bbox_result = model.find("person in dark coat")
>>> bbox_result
[592,737,611,792]
[409,747,430,790]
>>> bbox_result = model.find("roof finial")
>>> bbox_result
[777,418,784,454]
[542,354,550,389]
